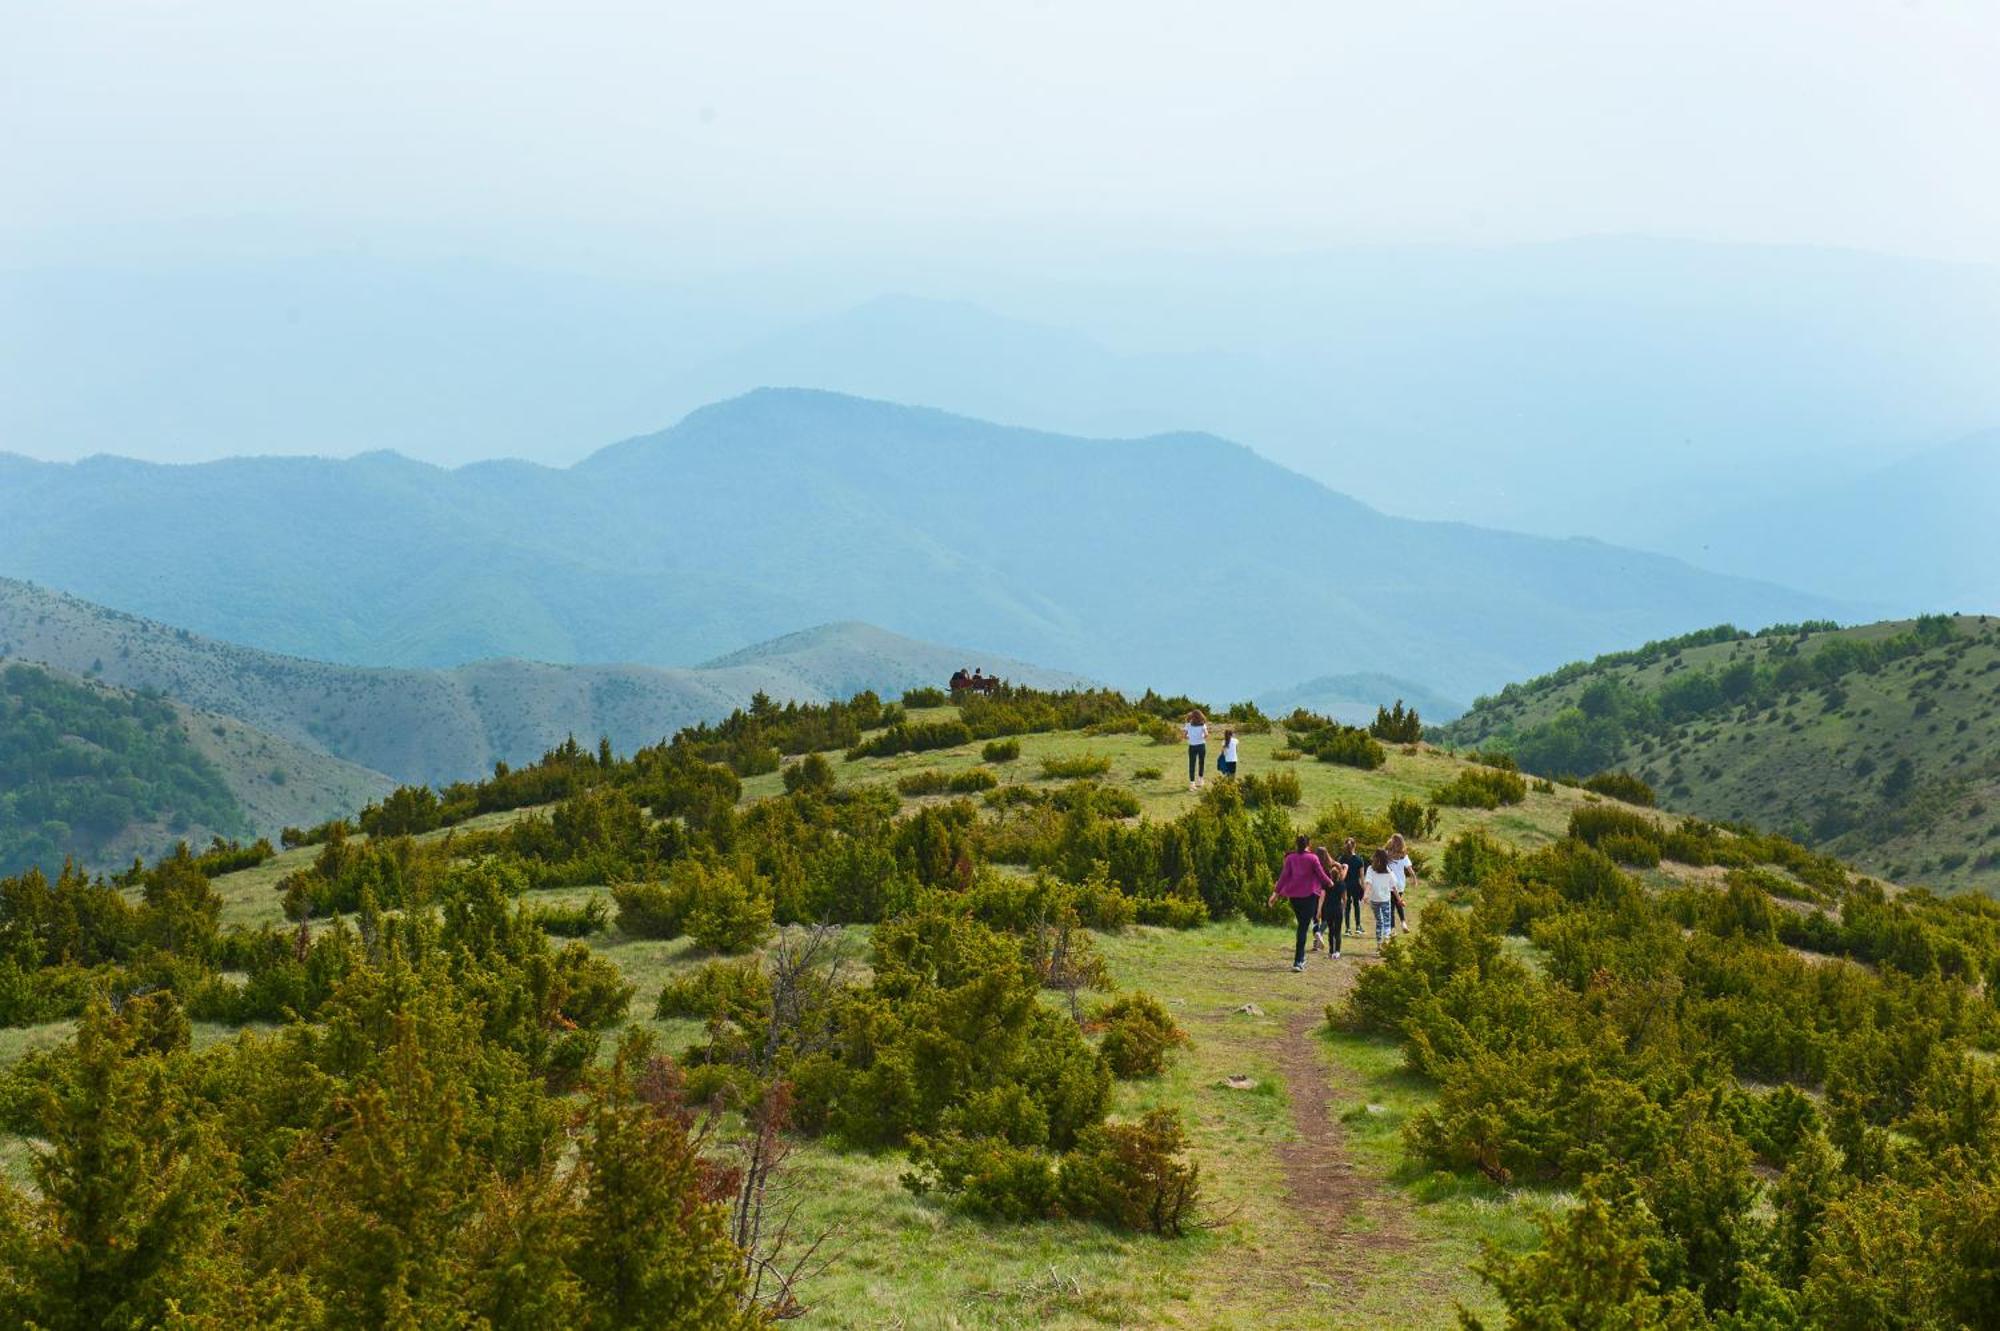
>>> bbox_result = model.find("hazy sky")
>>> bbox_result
[6,1,2000,268]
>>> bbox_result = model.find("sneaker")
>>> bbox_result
[1292,962,1305,973]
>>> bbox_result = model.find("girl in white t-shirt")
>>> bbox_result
[1386,833,1418,935]
[1183,709,1208,791]
[1217,728,1240,779]
[1364,847,1400,945]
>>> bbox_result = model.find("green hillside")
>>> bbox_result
[1439,614,2000,891]
[0,659,394,875]
[6,683,1996,1326]
[0,660,245,875]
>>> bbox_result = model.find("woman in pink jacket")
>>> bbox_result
[1267,835,1335,972]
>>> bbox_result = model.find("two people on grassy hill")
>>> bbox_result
[1183,710,1242,792]
[1268,834,1337,971]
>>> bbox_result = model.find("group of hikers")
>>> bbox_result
[1267,833,1417,970]
[1179,709,1417,972]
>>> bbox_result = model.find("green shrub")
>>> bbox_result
[1056,1109,1202,1235]
[1132,766,1163,780]
[904,1133,1059,1221]
[902,686,949,707]
[1041,753,1113,780]
[654,958,771,1022]
[1431,767,1528,809]
[1270,748,1302,762]
[524,895,611,937]
[897,768,993,796]
[1441,828,1514,887]
[1583,770,1657,806]
[1134,894,1208,929]
[610,878,689,939]
[1370,700,1424,743]
[1309,800,1396,850]
[687,869,773,955]
[982,738,1021,763]
[1095,993,1189,1078]
[1567,804,1664,850]
[848,719,974,760]
[782,752,836,795]
[1298,725,1387,769]
[1239,770,1302,808]
[1600,833,1662,868]
[1387,796,1439,840]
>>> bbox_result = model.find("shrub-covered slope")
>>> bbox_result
[6,681,1997,1326]
[1441,615,2000,891]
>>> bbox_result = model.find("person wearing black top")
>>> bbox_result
[1338,837,1368,938]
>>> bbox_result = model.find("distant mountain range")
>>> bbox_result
[0,577,1085,788]
[0,389,1844,703]
[10,237,1999,565]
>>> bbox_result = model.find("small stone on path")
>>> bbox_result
[1224,1075,1257,1090]
[1234,1002,1264,1016]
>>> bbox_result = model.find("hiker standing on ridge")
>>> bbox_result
[1268,835,1334,972]
[1183,709,1209,791]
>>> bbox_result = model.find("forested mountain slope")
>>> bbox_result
[1441,615,2000,890]
[0,660,390,875]
[0,389,1841,700]
[0,579,1084,787]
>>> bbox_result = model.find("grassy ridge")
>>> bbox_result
[1441,615,2000,892]
[0,697,1895,1326]
[178,716,1636,1327]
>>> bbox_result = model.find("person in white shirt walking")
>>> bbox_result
[1385,833,1418,935]
[1183,709,1209,791]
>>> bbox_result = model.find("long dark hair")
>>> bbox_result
[1295,834,1311,854]
[1372,848,1390,873]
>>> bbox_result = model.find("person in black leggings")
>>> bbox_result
[1313,846,1344,957]
[1267,835,1335,971]
[1338,837,1368,937]
[1183,709,1209,791]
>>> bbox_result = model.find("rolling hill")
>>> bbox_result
[0,389,1844,702]
[1439,615,2000,891]
[0,658,392,875]
[0,578,1087,788]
